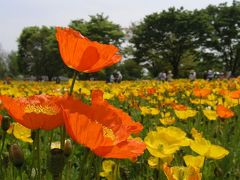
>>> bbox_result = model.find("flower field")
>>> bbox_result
[1,78,240,179]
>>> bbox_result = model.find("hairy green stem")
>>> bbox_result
[65,159,71,180]
[61,71,77,150]
[36,129,41,180]
[113,160,120,180]
[0,131,6,157]
[69,71,78,96]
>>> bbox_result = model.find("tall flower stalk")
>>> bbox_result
[61,71,77,149]
[35,129,41,180]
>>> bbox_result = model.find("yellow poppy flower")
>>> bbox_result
[225,97,239,107]
[7,123,33,143]
[207,144,230,160]
[81,88,91,96]
[203,109,217,120]
[144,126,190,158]
[190,98,204,105]
[175,109,197,120]
[150,108,160,115]
[190,128,229,160]
[191,128,203,139]
[163,98,176,105]
[140,106,159,116]
[103,92,114,100]
[183,155,205,169]
[185,90,191,97]
[160,112,175,125]
[148,156,173,169]
[207,94,216,101]
[148,156,159,168]
[204,100,217,107]
[160,117,176,126]
[99,160,115,180]
[140,106,150,116]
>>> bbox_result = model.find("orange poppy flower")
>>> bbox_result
[62,91,145,159]
[193,88,211,98]
[91,90,143,134]
[172,103,188,111]
[56,27,122,72]
[163,163,202,180]
[218,89,229,96]
[0,95,64,130]
[117,94,126,102]
[216,105,234,119]
[147,88,156,95]
[229,90,240,99]
[93,139,145,159]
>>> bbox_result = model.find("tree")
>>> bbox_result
[131,8,202,77]
[69,13,124,46]
[0,57,7,79]
[198,1,240,76]
[7,51,19,77]
[0,45,7,79]
[118,60,143,80]
[41,27,68,80]
[17,26,65,80]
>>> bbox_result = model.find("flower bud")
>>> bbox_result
[47,148,65,179]
[1,116,10,131]
[9,143,24,168]
[64,139,72,157]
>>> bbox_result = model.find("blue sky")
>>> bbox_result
[0,0,232,52]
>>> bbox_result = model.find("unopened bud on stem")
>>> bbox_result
[9,143,24,168]
[64,139,72,157]
[1,116,10,131]
[47,148,65,179]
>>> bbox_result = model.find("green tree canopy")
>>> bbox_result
[17,26,66,80]
[197,1,240,76]
[7,51,19,77]
[118,60,143,80]
[0,56,7,79]
[131,8,201,77]
[69,13,124,46]
[0,45,7,79]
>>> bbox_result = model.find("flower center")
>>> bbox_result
[102,126,116,141]
[24,104,59,115]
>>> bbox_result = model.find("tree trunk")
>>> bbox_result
[172,63,179,78]
[48,76,53,81]
[232,47,240,76]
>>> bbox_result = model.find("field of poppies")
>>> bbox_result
[0,78,240,180]
[0,27,240,180]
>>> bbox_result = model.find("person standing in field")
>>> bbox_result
[167,70,173,82]
[207,69,214,80]
[189,69,196,81]
[115,71,123,83]
[158,71,167,81]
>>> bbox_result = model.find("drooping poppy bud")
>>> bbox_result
[9,143,24,168]
[64,139,72,157]
[47,148,65,179]
[1,116,10,131]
